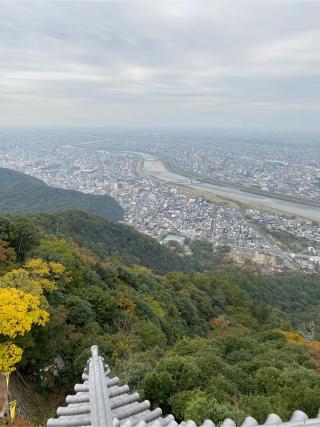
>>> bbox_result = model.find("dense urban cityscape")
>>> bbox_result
[163,141,320,203]
[0,128,319,272]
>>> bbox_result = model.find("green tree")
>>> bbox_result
[141,371,175,410]
[185,392,245,425]
[136,321,166,350]
[79,286,117,326]
[158,356,201,391]
[65,295,95,327]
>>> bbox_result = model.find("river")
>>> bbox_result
[139,152,320,222]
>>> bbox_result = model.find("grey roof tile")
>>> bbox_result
[221,419,236,427]
[290,411,308,423]
[265,414,282,425]
[200,421,215,427]
[241,417,258,427]
[47,345,320,427]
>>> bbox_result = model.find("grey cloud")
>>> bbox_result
[0,0,319,128]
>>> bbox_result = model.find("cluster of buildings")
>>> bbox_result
[0,128,319,272]
[246,209,320,271]
[0,145,138,194]
[114,179,213,241]
[212,206,268,250]
[163,142,320,203]
[110,129,320,203]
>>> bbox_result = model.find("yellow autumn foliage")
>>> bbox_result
[0,268,43,296]
[0,258,61,374]
[118,294,136,316]
[0,287,49,338]
[142,293,165,318]
[0,342,23,374]
[0,258,65,297]
[25,258,50,276]
[131,265,152,274]
[49,261,65,276]
[277,329,306,346]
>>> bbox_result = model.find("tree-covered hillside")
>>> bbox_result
[28,209,203,274]
[0,167,123,221]
[1,212,320,425]
[219,269,320,327]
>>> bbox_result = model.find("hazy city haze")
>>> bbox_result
[1,1,320,129]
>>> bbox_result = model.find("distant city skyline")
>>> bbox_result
[0,1,319,130]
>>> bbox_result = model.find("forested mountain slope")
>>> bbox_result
[1,213,320,425]
[219,269,320,326]
[0,167,123,221]
[28,209,202,274]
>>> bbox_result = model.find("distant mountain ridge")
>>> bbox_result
[0,167,123,221]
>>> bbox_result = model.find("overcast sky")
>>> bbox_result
[1,1,319,129]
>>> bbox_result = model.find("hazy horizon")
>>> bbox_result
[1,1,320,130]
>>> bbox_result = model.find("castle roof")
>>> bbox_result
[47,345,320,427]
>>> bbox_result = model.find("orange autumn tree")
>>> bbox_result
[307,341,320,368]
[210,315,230,329]
[277,329,320,369]
[0,258,65,374]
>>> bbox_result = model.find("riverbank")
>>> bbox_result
[164,160,320,208]
[137,152,320,222]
